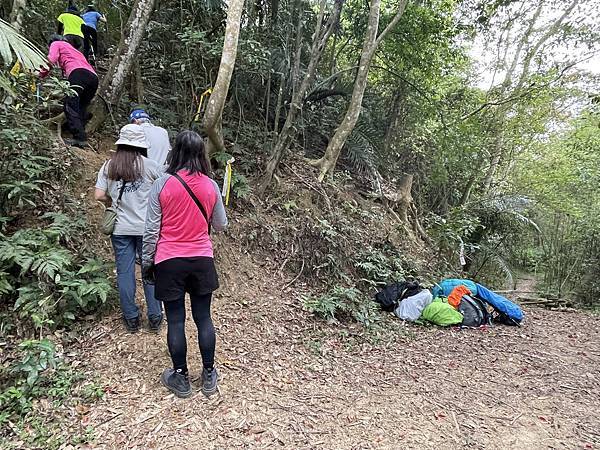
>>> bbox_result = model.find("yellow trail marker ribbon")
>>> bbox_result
[10,60,37,93]
[194,88,213,122]
[221,157,234,206]
[10,60,21,76]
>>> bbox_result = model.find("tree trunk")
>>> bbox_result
[310,0,408,182]
[270,0,280,27]
[86,0,156,133]
[459,170,478,206]
[397,173,413,223]
[480,0,579,194]
[273,73,285,135]
[10,0,26,31]
[201,0,245,155]
[482,132,503,193]
[328,26,338,76]
[128,58,144,104]
[257,0,344,196]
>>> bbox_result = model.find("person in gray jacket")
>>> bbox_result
[142,130,227,398]
[129,108,171,165]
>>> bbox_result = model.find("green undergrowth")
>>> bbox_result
[0,338,104,449]
[0,72,114,447]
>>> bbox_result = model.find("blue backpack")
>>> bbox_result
[475,283,524,326]
[432,279,478,298]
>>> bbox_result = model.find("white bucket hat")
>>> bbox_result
[115,124,148,148]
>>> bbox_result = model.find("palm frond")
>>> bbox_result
[0,72,16,95]
[510,210,541,233]
[490,254,514,288]
[0,19,47,70]
[343,120,382,177]
[481,194,540,233]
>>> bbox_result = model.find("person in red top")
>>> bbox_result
[142,131,227,398]
[40,35,98,147]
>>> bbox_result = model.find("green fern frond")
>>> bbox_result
[42,212,84,239]
[31,249,73,281]
[0,271,13,295]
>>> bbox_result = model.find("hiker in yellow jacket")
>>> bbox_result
[57,3,85,50]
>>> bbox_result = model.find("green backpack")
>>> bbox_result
[420,298,463,326]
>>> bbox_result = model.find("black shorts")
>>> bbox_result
[155,257,219,302]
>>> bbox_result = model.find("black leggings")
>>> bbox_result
[65,69,98,140]
[163,293,215,373]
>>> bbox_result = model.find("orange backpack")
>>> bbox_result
[448,285,471,309]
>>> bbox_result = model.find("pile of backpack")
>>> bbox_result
[373,278,524,327]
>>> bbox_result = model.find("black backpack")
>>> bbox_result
[490,310,521,326]
[374,281,422,312]
[458,295,491,327]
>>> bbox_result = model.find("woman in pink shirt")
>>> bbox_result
[40,35,97,147]
[142,131,227,398]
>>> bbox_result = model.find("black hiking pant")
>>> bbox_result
[64,68,98,141]
[82,25,98,61]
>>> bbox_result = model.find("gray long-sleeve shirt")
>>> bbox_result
[142,173,227,268]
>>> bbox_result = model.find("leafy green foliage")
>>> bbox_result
[352,244,411,287]
[213,151,251,200]
[302,286,379,326]
[0,339,103,449]
[0,214,113,331]
[514,110,600,302]
[0,73,75,221]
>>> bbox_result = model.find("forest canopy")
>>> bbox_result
[0,0,599,302]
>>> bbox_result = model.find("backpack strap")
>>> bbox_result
[115,180,126,206]
[173,173,211,234]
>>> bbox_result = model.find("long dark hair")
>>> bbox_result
[106,145,144,182]
[166,131,211,176]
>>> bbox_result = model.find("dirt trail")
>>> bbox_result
[75,145,600,449]
[76,259,600,449]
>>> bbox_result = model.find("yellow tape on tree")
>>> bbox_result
[194,88,213,122]
[221,157,235,206]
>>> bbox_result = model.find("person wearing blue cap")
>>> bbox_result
[129,108,171,166]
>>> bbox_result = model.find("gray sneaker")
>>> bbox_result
[201,367,218,397]
[161,368,192,398]
[64,138,87,149]
[148,314,163,332]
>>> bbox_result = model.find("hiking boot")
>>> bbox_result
[161,368,192,398]
[124,316,140,333]
[148,315,163,332]
[64,138,87,149]
[201,367,218,397]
